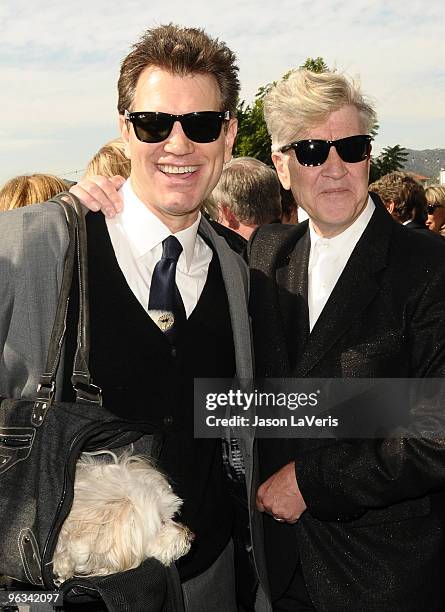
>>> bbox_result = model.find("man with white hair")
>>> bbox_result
[248,69,445,611]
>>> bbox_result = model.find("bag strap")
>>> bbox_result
[32,193,102,426]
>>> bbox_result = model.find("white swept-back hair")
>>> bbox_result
[264,69,377,152]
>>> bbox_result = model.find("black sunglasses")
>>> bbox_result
[279,135,372,167]
[124,110,230,144]
[427,204,444,214]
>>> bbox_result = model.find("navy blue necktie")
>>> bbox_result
[148,235,186,343]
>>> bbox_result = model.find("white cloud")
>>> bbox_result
[1,0,444,183]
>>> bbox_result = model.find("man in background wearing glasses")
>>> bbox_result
[0,24,257,612]
[248,69,445,610]
[369,171,430,232]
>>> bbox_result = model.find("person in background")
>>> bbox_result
[84,137,131,179]
[369,171,428,231]
[280,185,299,224]
[212,157,282,240]
[0,173,70,211]
[425,184,445,236]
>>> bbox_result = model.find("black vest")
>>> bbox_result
[63,212,236,581]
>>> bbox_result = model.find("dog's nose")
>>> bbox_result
[186,527,195,542]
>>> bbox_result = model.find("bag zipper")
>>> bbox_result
[0,433,33,448]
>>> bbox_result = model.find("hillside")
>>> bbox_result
[402,149,445,180]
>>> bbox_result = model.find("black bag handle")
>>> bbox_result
[32,193,102,426]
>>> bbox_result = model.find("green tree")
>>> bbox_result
[299,57,329,72]
[235,90,272,164]
[234,58,329,163]
[369,144,409,183]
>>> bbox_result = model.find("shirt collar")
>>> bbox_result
[115,179,200,271]
[309,196,375,255]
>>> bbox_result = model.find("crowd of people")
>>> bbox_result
[1,22,445,612]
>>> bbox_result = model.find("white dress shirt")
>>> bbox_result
[308,197,375,331]
[105,180,213,320]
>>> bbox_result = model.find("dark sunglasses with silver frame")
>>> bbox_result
[124,110,231,144]
[427,204,445,214]
[279,134,372,167]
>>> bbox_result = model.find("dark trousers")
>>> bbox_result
[182,539,236,612]
[273,564,315,612]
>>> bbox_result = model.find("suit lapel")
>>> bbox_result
[294,201,394,377]
[198,217,256,525]
[276,227,310,369]
[198,216,253,382]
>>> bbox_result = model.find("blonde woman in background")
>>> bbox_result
[425,184,445,236]
[0,173,69,211]
[84,137,131,179]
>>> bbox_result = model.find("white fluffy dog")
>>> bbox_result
[52,451,193,584]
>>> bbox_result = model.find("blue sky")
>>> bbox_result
[1,0,444,183]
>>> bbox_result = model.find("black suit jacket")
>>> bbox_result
[248,197,445,611]
[405,219,445,242]
[404,219,428,232]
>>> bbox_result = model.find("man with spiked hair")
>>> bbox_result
[0,24,259,611]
